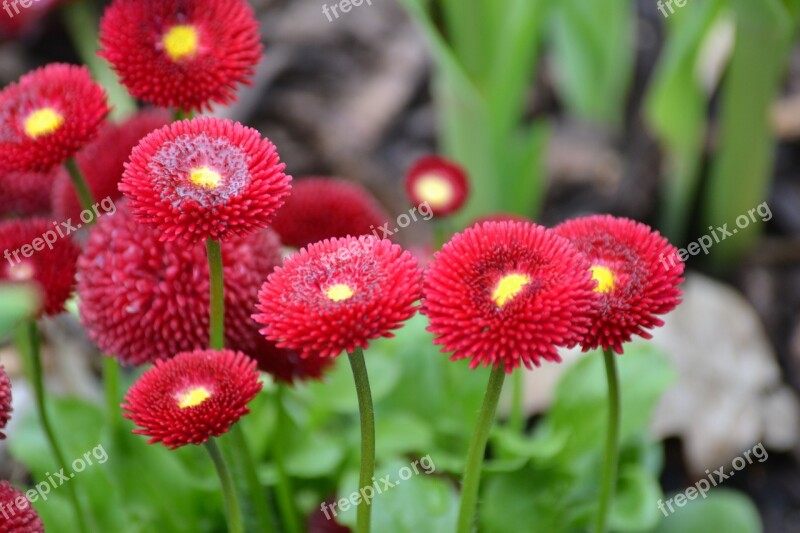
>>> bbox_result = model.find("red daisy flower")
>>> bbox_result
[422,221,598,373]
[119,117,290,243]
[0,365,11,439]
[0,481,44,532]
[404,155,469,218]
[0,169,55,217]
[99,0,262,113]
[0,219,79,317]
[254,236,422,358]
[270,177,390,249]
[0,64,108,172]
[0,0,61,40]
[122,349,263,449]
[52,110,170,221]
[554,215,684,354]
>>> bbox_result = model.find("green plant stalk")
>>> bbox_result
[206,239,225,351]
[273,385,301,533]
[64,158,97,222]
[595,348,620,533]
[456,366,506,533]
[16,320,90,533]
[205,439,244,533]
[348,347,376,533]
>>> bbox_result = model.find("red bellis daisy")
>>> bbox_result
[99,0,262,113]
[0,219,79,317]
[423,221,598,373]
[0,365,11,439]
[122,349,262,449]
[405,155,469,217]
[554,215,684,354]
[0,63,108,172]
[270,177,391,249]
[120,117,291,243]
[0,169,56,217]
[254,235,422,358]
[53,110,170,221]
[0,481,44,532]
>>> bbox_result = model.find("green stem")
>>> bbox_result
[595,348,620,533]
[205,439,244,533]
[273,386,301,533]
[456,366,506,533]
[206,239,225,350]
[65,157,97,224]
[508,371,524,433]
[348,347,376,533]
[103,356,121,436]
[228,425,276,532]
[16,321,90,533]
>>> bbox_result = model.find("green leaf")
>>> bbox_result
[610,464,663,532]
[653,489,762,533]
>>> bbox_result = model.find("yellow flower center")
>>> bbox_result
[163,25,200,62]
[189,166,222,189]
[590,265,616,293]
[24,108,64,139]
[325,283,354,302]
[177,386,212,409]
[492,273,530,307]
[414,174,453,208]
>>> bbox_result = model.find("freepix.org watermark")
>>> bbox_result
[320,455,436,520]
[322,0,374,22]
[657,442,767,517]
[2,0,45,19]
[0,444,108,521]
[657,0,691,18]
[3,197,116,269]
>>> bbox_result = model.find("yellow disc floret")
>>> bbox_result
[325,283,355,302]
[163,25,200,62]
[414,174,454,209]
[189,166,222,189]
[177,386,212,409]
[590,265,616,293]
[492,273,531,307]
[24,108,64,139]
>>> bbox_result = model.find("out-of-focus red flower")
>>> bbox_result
[0,64,108,172]
[0,218,79,317]
[404,155,469,218]
[99,0,262,113]
[52,110,170,221]
[0,481,44,532]
[422,221,598,373]
[0,169,55,217]
[270,177,390,249]
[308,500,351,533]
[0,0,60,40]
[0,365,11,439]
[122,349,262,449]
[554,215,684,354]
[119,118,291,243]
[254,235,422,358]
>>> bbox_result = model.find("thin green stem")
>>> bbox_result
[508,371,524,433]
[206,239,225,350]
[595,348,621,533]
[273,386,301,533]
[205,439,244,533]
[16,321,90,533]
[65,158,97,224]
[348,347,376,533]
[228,425,277,532]
[103,356,121,436]
[456,366,506,533]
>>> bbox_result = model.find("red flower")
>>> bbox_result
[422,221,597,373]
[554,215,684,354]
[270,177,390,249]
[404,156,469,217]
[0,481,44,532]
[0,365,11,439]
[53,110,170,221]
[99,0,262,113]
[0,170,55,217]
[122,349,263,449]
[0,219,79,317]
[0,64,108,172]
[119,118,290,243]
[254,236,422,358]
[0,0,61,41]
[471,212,529,226]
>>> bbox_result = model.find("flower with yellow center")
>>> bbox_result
[590,265,615,293]
[163,25,200,62]
[492,273,531,307]
[414,174,454,209]
[325,283,355,302]
[24,108,64,139]
[177,386,212,409]
[189,166,222,190]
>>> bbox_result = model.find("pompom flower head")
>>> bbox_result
[99,0,262,113]
[120,117,290,243]
[0,481,44,532]
[555,215,684,354]
[270,177,390,249]
[0,219,79,317]
[0,169,55,217]
[0,64,108,172]
[423,221,598,373]
[405,155,469,217]
[0,365,11,439]
[122,349,262,449]
[254,235,422,358]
